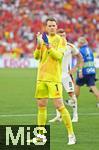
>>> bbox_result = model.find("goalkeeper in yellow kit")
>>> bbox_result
[34,17,76,145]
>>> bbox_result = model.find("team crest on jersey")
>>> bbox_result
[52,38,60,48]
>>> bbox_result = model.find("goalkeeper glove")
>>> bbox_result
[42,32,49,46]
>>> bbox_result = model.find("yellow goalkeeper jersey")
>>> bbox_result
[34,34,67,82]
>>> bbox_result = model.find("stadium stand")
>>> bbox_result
[0,0,98,57]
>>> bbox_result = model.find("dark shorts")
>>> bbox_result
[76,74,96,87]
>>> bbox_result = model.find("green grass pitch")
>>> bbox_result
[0,68,99,150]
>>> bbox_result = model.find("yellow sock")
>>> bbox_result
[58,106,74,135]
[38,107,47,126]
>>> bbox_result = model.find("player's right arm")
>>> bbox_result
[34,48,41,60]
[33,32,42,60]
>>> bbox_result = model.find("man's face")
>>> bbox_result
[46,21,57,35]
[58,32,66,39]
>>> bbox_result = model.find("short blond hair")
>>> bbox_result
[57,28,65,34]
[78,36,88,45]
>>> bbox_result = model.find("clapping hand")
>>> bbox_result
[36,32,42,49]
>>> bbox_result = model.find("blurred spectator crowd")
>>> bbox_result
[0,0,99,57]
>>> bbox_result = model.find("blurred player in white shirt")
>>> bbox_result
[49,29,83,122]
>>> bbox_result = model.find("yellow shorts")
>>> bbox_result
[35,81,63,98]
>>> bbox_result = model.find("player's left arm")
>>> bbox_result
[68,43,84,75]
[75,53,84,68]
[71,43,84,69]
[47,38,66,60]
[42,33,66,60]
[72,52,84,78]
